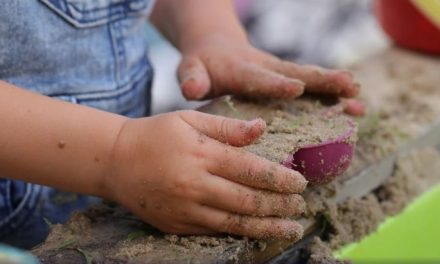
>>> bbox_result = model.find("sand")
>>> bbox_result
[302,48,440,263]
[32,49,440,263]
[307,148,440,263]
[34,202,255,263]
[34,96,355,263]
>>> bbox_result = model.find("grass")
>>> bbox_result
[356,111,411,160]
[43,217,53,229]
[127,230,146,241]
[56,238,76,250]
[224,96,243,119]
[357,113,381,140]
[290,115,304,129]
[76,248,93,264]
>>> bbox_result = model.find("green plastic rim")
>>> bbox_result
[335,182,440,262]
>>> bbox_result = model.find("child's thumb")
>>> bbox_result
[180,111,266,147]
[178,56,211,100]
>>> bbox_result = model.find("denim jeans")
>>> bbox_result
[0,0,155,248]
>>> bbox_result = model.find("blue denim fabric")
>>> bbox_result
[0,0,155,248]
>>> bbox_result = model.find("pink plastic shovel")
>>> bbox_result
[282,120,356,185]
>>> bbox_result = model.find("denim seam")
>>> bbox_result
[83,78,150,115]
[78,75,150,115]
[108,23,121,87]
[46,56,152,101]
[48,71,150,115]
[66,0,148,14]
[5,181,13,214]
[78,77,150,115]
[110,21,126,87]
[39,0,151,28]
[76,65,150,102]
[78,74,147,102]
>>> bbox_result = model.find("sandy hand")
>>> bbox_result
[178,35,365,116]
[104,111,308,240]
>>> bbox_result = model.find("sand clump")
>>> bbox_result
[210,96,357,164]
[308,237,349,264]
[247,109,355,164]
[33,201,256,263]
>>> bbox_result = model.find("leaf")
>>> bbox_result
[76,248,93,264]
[127,230,146,241]
[56,238,76,250]
[357,113,380,139]
[290,115,304,129]
[224,96,243,119]
[43,217,53,229]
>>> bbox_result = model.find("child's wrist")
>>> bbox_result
[93,115,131,200]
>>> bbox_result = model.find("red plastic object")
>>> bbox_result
[375,0,440,54]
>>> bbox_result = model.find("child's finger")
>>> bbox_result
[264,59,360,98]
[179,111,266,147]
[321,98,366,117]
[178,56,211,100]
[207,143,307,194]
[198,173,306,217]
[225,62,305,99]
[342,98,366,116]
[192,205,304,240]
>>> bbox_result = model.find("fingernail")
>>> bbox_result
[298,198,307,214]
[288,195,307,216]
[285,222,303,241]
[246,118,266,130]
[342,70,354,79]
[283,80,305,98]
[297,84,306,95]
[297,175,308,192]
[180,73,192,84]
[349,82,361,97]
[182,77,209,100]
[244,119,266,142]
[283,168,308,193]
[293,170,308,192]
[344,99,366,116]
[293,80,306,93]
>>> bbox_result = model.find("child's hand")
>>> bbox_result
[177,35,364,116]
[104,111,307,239]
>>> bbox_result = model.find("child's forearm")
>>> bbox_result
[150,0,248,51]
[0,81,127,197]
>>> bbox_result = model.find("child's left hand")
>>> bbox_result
[177,35,364,116]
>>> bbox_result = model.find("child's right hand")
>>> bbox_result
[102,110,308,240]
